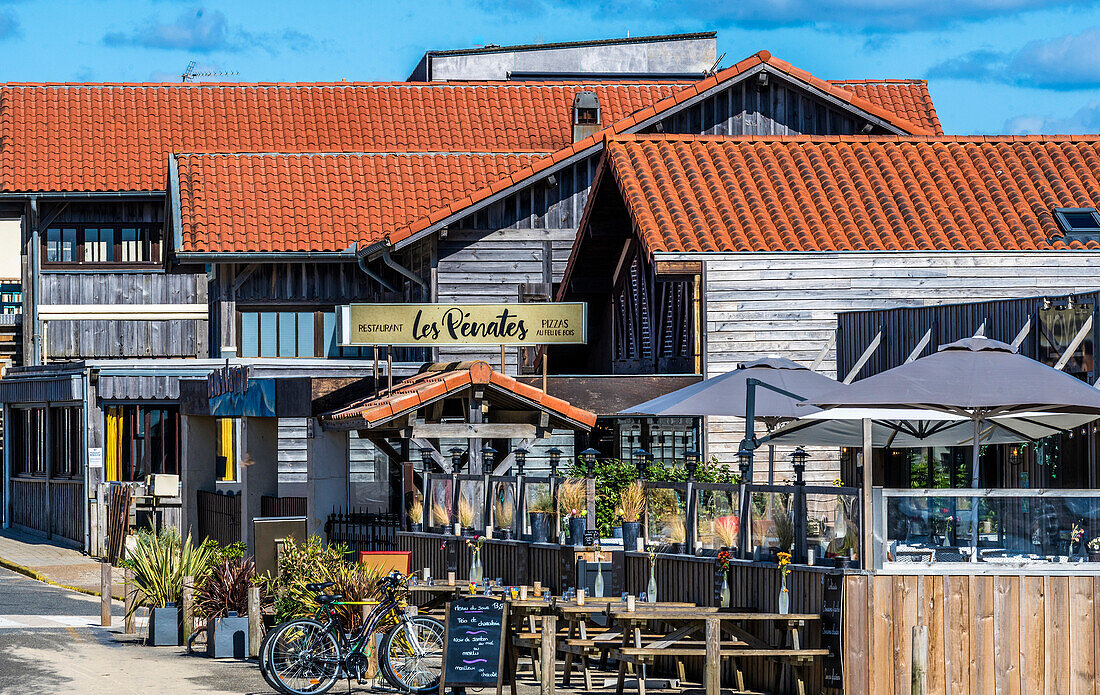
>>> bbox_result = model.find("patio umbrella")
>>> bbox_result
[805,336,1100,559]
[620,357,846,481]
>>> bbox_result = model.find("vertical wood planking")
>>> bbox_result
[891,575,917,695]
[993,575,1020,695]
[925,575,946,695]
[945,574,970,695]
[1070,577,1094,695]
[972,576,995,694]
[843,574,869,695]
[872,575,895,695]
[1021,575,1045,695]
[1045,576,1069,695]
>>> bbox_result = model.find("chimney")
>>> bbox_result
[572,91,601,142]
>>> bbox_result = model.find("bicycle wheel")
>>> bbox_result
[378,616,445,693]
[258,619,309,693]
[264,618,342,695]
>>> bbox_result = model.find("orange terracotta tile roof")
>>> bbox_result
[383,51,936,251]
[830,80,942,135]
[0,81,685,192]
[175,152,548,253]
[320,360,597,429]
[596,134,1100,254]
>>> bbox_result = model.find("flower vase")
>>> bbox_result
[778,574,790,615]
[720,574,730,608]
[470,549,483,585]
[647,560,658,603]
[594,562,604,598]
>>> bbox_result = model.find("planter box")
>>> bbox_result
[148,604,180,646]
[208,612,249,659]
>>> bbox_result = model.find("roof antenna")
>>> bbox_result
[180,60,240,83]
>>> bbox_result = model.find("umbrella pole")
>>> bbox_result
[768,446,775,485]
[970,418,981,563]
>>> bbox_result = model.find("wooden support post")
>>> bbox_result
[181,575,195,644]
[911,625,927,695]
[100,561,111,627]
[386,346,393,391]
[542,350,548,393]
[540,613,557,695]
[123,567,135,634]
[248,586,262,657]
[500,344,506,374]
[704,617,720,695]
[861,418,874,568]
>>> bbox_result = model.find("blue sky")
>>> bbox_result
[2,0,1100,134]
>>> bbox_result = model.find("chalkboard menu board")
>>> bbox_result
[821,572,844,690]
[440,597,509,693]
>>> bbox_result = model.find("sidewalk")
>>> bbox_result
[0,528,126,600]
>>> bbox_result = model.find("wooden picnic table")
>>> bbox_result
[606,607,828,695]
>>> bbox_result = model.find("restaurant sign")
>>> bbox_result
[340,303,586,346]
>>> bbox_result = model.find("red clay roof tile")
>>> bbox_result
[598,134,1100,254]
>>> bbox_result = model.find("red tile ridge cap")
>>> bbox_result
[468,361,493,384]
[0,79,692,88]
[829,79,929,85]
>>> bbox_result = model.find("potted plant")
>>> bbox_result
[715,516,739,554]
[717,550,732,607]
[122,527,217,646]
[457,495,477,536]
[407,499,423,533]
[431,500,450,532]
[528,491,555,543]
[620,481,645,552]
[664,514,686,554]
[494,499,514,540]
[558,479,588,545]
[1088,537,1100,562]
[1069,523,1085,557]
[197,556,256,658]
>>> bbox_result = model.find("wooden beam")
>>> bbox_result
[362,433,403,465]
[1054,314,1093,371]
[409,437,451,473]
[412,423,538,439]
[493,437,538,475]
[811,332,836,372]
[653,259,703,276]
[1011,317,1032,350]
[843,328,882,384]
[904,328,932,363]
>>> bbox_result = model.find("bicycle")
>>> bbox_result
[260,572,444,695]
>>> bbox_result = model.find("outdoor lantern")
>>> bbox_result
[789,446,809,483]
[513,447,527,475]
[580,447,600,476]
[737,441,754,480]
[547,447,563,477]
[418,447,434,473]
[1009,445,1021,467]
[482,443,497,468]
[684,449,700,480]
[449,447,465,474]
[633,448,651,479]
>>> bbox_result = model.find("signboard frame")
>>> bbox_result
[340,303,587,347]
[439,596,510,694]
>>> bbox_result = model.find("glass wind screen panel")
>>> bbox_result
[278,312,297,357]
[120,228,142,262]
[645,486,686,546]
[884,491,1100,565]
[695,488,739,550]
[323,311,338,357]
[259,312,277,357]
[806,493,860,560]
[748,491,795,555]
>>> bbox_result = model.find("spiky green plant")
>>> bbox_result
[121,527,217,618]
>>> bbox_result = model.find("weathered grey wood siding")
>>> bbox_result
[660,250,1100,482]
[647,71,894,137]
[39,271,207,358]
[276,418,376,498]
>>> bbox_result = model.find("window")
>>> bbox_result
[217,418,237,482]
[104,405,180,481]
[1054,208,1100,235]
[43,224,162,265]
[11,407,45,477]
[50,406,83,479]
[239,308,369,359]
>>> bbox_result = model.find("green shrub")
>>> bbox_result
[121,527,217,618]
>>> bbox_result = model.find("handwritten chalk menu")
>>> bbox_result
[820,572,844,689]
[440,597,508,692]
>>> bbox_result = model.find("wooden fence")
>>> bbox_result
[261,495,307,517]
[195,489,240,546]
[8,477,83,545]
[843,572,1100,695]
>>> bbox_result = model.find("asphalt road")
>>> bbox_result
[0,567,275,694]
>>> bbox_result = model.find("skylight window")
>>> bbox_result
[1054,207,1100,234]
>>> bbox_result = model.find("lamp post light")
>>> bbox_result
[482,444,497,470]
[418,447,434,474]
[546,447,563,478]
[633,448,652,480]
[513,447,528,476]
[684,449,700,480]
[737,441,754,483]
[789,446,809,485]
[449,447,465,474]
[580,448,600,477]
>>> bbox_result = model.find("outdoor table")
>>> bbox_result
[605,607,828,695]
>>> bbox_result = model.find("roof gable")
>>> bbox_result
[594,134,1100,254]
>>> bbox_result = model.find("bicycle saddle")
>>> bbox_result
[316,593,344,603]
[306,582,336,592]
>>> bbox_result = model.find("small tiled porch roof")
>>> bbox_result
[318,360,597,430]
